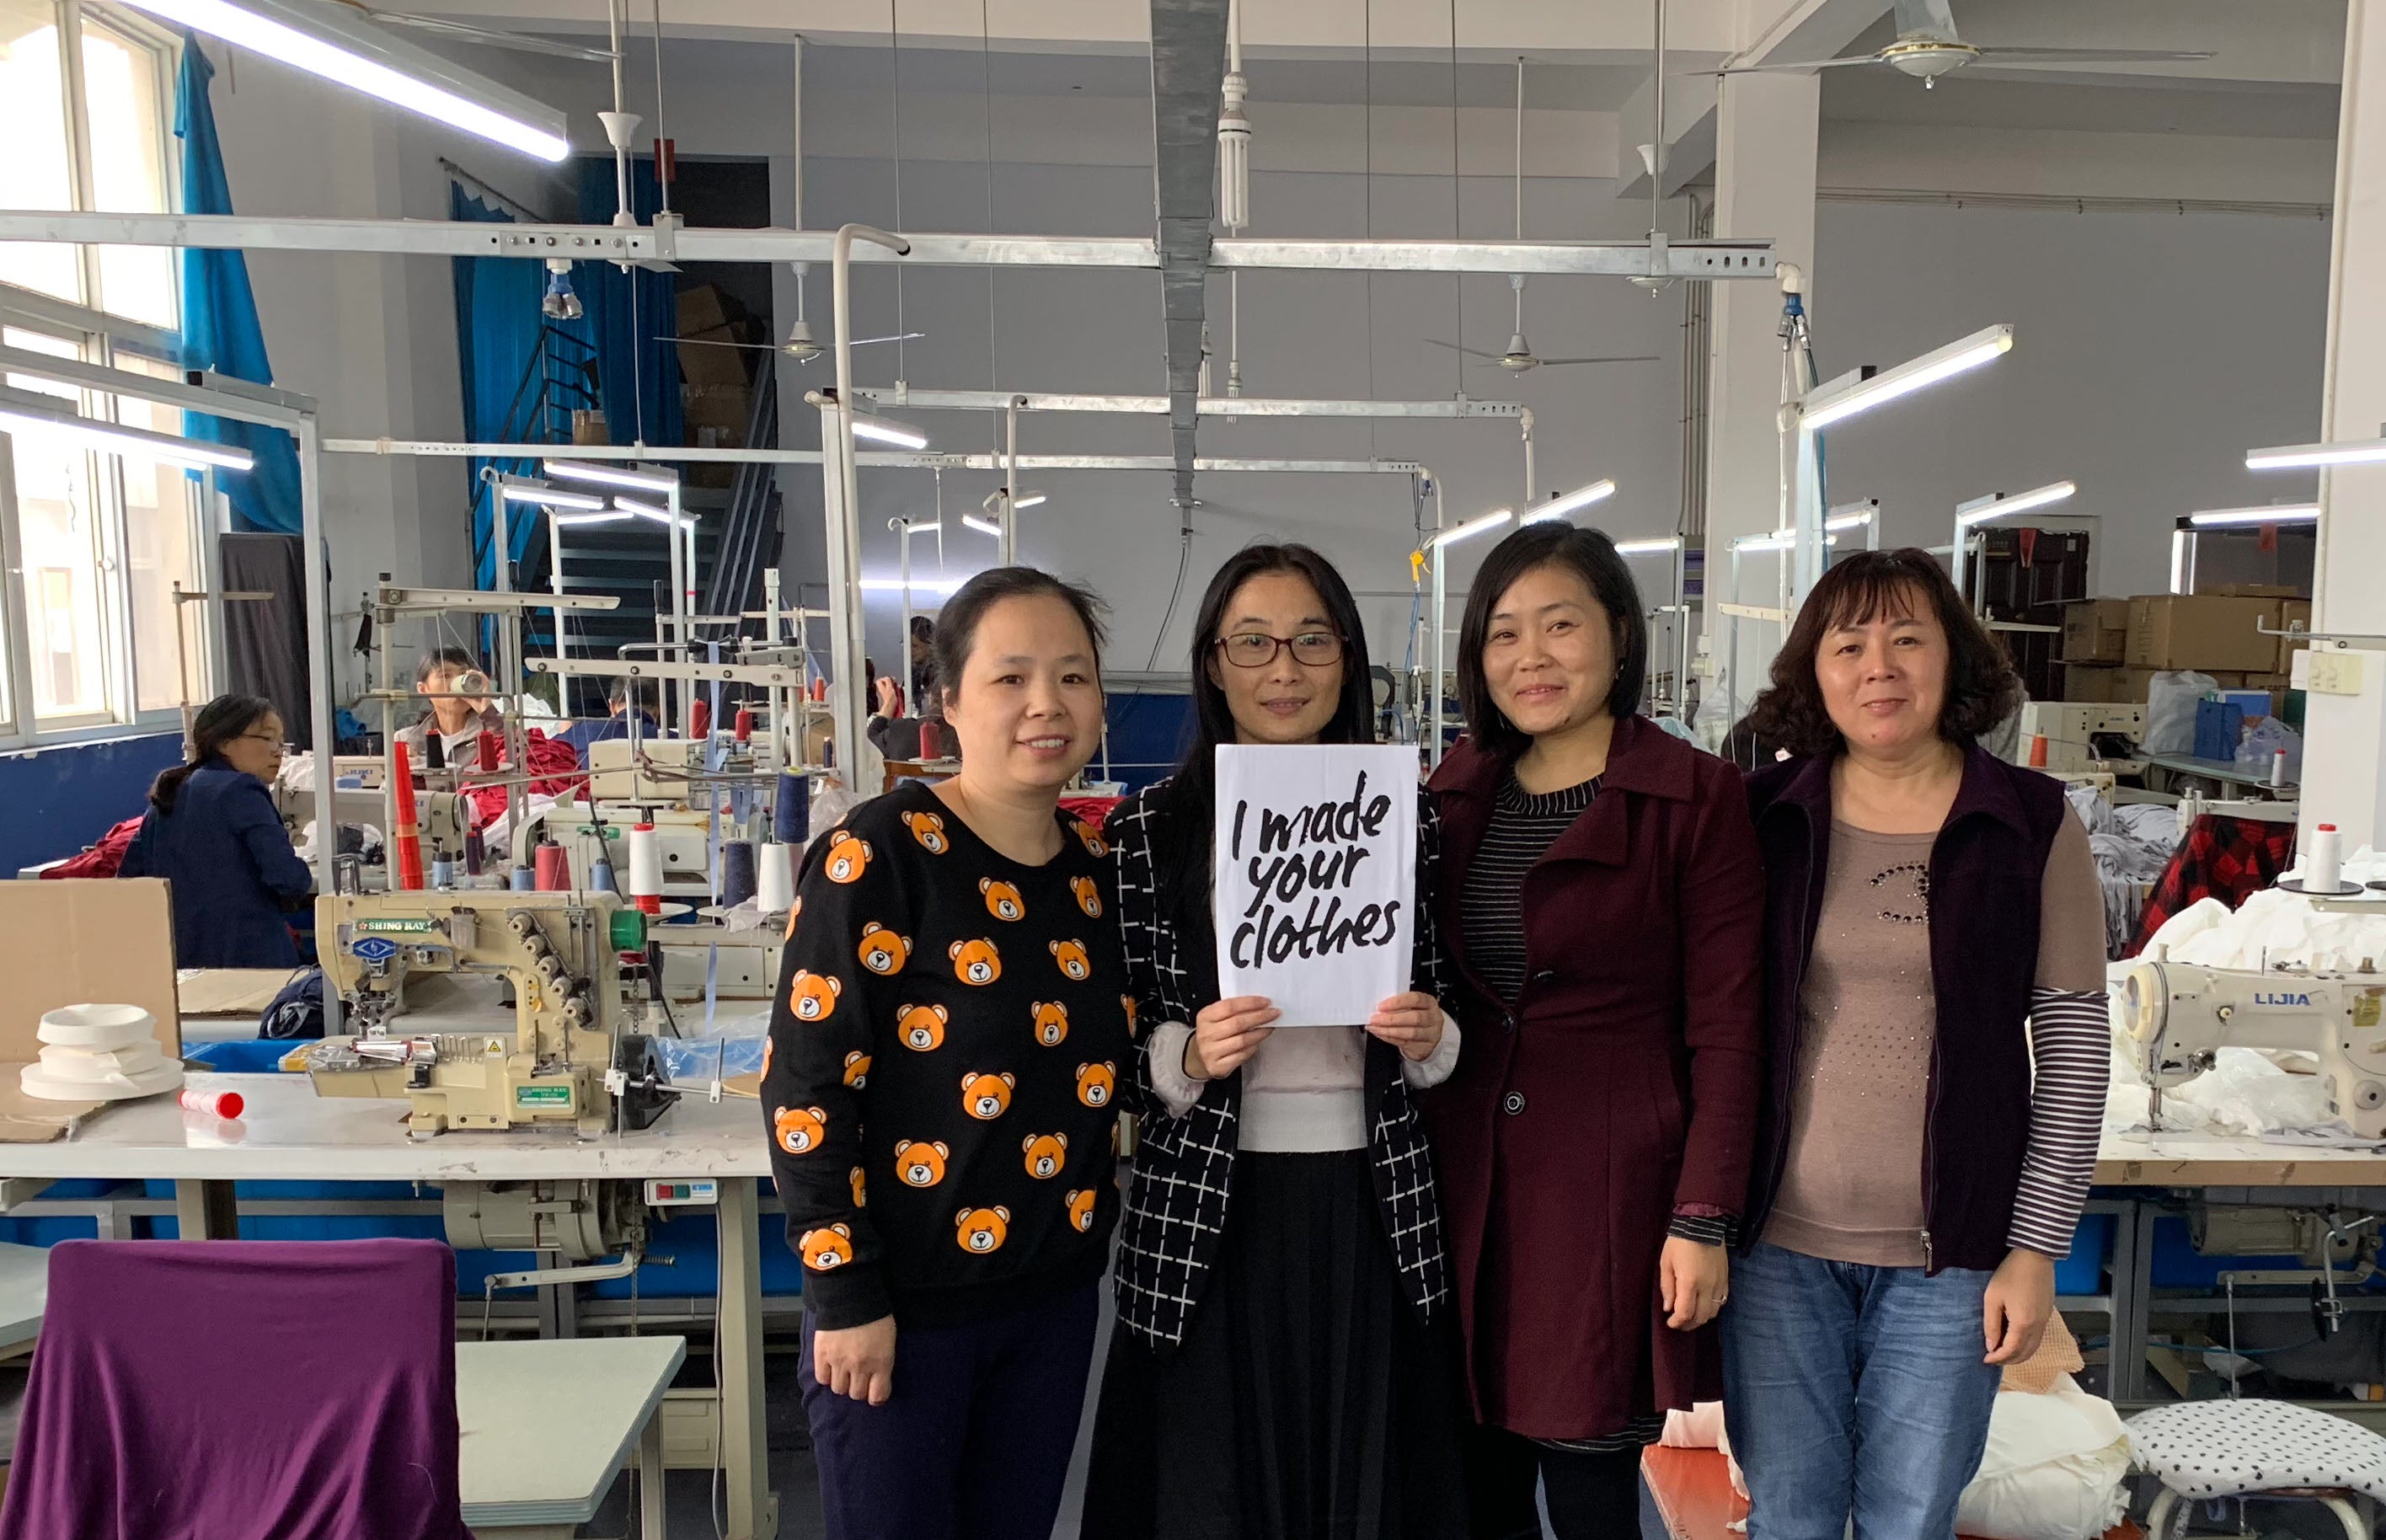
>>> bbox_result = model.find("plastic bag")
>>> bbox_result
[2143,671,2218,756]
[1955,1375,2134,1540]
[2235,717,2303,784]
[2164,1045,2330,1136]
[809,778,863,837]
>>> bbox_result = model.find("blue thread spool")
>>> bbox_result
[773,773,810,844]
[720,839,759,908]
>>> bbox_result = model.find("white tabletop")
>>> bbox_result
[457,1336,685,1528]
[2097,1126,2386,1187]
[0,1073,773,1182]
[0,1242,49,1350]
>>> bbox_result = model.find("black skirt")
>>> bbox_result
[1082,1149,1469,1540]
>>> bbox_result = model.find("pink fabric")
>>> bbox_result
[0,1238,471,1540]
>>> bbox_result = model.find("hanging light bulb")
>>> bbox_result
[1217,73,1251,232]
[542,258,582,321]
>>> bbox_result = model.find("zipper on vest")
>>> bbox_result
[1919,1228,1933,1270]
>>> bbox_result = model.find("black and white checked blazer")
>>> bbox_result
[1107,777,1454,1349]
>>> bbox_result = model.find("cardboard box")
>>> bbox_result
[2068,665,2160,704]
[676,283,733,338]
[2060,598,2131,664]
[570,409,609,446]
[2277,602,2312,673]
[2125,595,2283,673]
[674,286,760,388]
[683,383,750,439]
[0,879,182,1142]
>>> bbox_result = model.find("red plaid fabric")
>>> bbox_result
[2128,813,2298,954]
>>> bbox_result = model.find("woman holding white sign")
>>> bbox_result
[1081,543,1467,1540]
[1428,521,1764,1539]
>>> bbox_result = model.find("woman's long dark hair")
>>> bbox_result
[150,694,277,815]
[1145,543,1375,938]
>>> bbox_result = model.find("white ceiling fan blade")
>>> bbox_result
[1696,54,1886,76]
[1425,339,1506,361]
[669,336,779,352]
[1535,355,1663,366]
[849,332,929,348]
[1971,46,2216,63]
[361,9,619,62]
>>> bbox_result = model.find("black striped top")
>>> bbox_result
[1457,772,1600,1006]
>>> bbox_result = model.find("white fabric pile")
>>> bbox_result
[2066,788,2177,956]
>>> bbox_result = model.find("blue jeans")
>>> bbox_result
[1721,1242,2001,1540]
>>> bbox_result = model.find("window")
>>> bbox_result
[0,0,179,326]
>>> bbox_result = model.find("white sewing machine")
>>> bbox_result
[274,757,473,861]
[2117,960,2386,1136]
[302,891,678,1137]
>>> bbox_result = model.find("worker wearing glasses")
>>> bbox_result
[119,693,314,968]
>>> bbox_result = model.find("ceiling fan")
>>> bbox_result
[668,268,923,364]
[1708,0,2213,87]
[1423,61,1659,374]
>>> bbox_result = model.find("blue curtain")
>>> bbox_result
[173,40,302,536]
[575,157,683,450]
[449,185,550,589]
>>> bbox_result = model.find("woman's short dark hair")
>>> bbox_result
[1148,542,1377,933]
[1746,547,2022,757]
[415,646,479,686]
[1455,521,1649,761]
[929,566,1109,711]
[150,693,277,814]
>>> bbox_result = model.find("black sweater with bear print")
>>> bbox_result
[763,780,1132,1330]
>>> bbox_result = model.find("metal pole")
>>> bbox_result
[548,506,568,661]
[1673,538,1689,715]
[896,517,914,714]
[668,482,690,735]
[298,415,341,1037]
[1427,471,1448,767]
[1002,395,1020,564]
[762,566,784,778]
[1520,409,1535,516]
[832,222,907,792]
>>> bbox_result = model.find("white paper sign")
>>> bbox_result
[1213,743,1419,1028]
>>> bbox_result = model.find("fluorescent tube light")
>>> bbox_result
[554,511,634,527]
[1524,479,1617,523]
[862,576,972,595]
[1824,503,1877,532]
[2188,504,2321,527]
[1800,325,2014,432]
[0,395,255,472]
[1430,510,1515,549]
[544,459,680,494]
[1012,492,1047,511]
[2246,437,2386,472]
[613,496,694,530]
[897,519,944,534]
[2169,528,2194,595]
[115,0,570,161]
[498,482,606,511]
[851,411,930,450]
[1957,481,2076,527]
[1735,531,1839,553]
[1611,536,1684,555]
[960,514,1003,537]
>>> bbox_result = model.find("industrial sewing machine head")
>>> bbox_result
[2117,960,2386,1136]
[304,891,678,1138]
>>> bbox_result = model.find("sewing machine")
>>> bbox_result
[273,758,473,863]
[2117,960,2386,1136]
[302,891,678,1137]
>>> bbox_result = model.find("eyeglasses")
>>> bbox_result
[238,730,287,752]
[1215,631,1343,669]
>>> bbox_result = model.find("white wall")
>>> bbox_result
[1806,199,2331,599]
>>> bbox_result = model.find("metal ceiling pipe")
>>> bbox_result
[1148,0,1232,508]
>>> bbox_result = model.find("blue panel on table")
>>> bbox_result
[2053,1212,2112,1296]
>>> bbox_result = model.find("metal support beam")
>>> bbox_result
[0,211,1777,278]
[324,439,1421,473]
[1149,0,1232,505]
[860,387,1527,419]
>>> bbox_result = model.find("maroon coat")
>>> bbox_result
[1426,715,1764,1440]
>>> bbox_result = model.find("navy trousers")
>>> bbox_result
[799,1282,1099,1540]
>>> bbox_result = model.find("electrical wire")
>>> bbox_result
[981,0,998,394]
[890,0,907,379]
[1447,0,1462,400]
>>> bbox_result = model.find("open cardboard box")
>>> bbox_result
[0,879,182,1142]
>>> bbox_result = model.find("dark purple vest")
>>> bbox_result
[1743,746,2070,1273]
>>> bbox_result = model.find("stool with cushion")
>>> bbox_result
[2126,1398,2385,1540]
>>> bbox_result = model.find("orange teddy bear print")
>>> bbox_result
[781,896,803,942]
[822,832,872,884]
[841,1051,871,1089]
[788,970,842,1022]
[898,1003,948,1051]
[961,1071,1016,1120]
[1071,875,1104,918]
[950,938,1002,986]
[1074,822,1110,858]
[955,1206,1010,1254]
[857,923,911,976]
[894,1140,949,1187]
[902,810,950,853]
[849,1166,867,1207]
[1066,1188,1097,1233]
[981,878,1026,922]
[773,1104,828,1156]
[1022,1132,1068,1179]
[801,1223,853,1270]
[1031,1002,1069,1047]
[1075,1062,1115,1108]
[1120,995,1139,1037]
[1050,938,1093,981]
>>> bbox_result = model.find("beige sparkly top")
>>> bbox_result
[1762,817,2104,1268]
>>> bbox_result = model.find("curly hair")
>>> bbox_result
[1745,548,2021,757]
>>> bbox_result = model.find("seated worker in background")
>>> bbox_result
[866,675,954,762]
[119,694,313,968]
[554,677,665,767]
[396,647,506,769]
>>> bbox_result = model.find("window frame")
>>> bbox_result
[0,7,201,752]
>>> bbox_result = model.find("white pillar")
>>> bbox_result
[2302,0,2386,851]
[1699,73,1818,735]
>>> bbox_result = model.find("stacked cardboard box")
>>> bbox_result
[2125,595,2283,674]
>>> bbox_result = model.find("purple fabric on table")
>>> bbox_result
[0,1238,471,1540]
